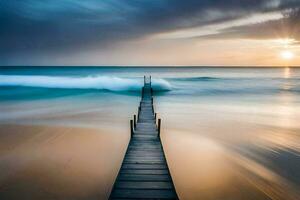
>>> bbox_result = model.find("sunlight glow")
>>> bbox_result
[280,51,294,60]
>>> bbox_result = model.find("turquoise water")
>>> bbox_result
[1,67,300,100]
[1,67,300,128]
[1,67,300,199]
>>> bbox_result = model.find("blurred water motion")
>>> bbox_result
[1,67,300,199]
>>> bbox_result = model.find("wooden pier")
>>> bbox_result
[109,76,178,200]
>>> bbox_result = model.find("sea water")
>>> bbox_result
[0,67,299,199]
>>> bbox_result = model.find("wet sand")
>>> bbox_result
[154,96,300,200]
[1,123,299,200]
[161,126,300,200]
[0,124,128,200]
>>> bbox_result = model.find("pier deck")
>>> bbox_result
[109,76,178,200]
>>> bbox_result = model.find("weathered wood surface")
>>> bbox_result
[109,77,178,200]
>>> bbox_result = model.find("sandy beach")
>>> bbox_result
[1,123,299,200]
[0,124,128,200]
[163,130,299,200]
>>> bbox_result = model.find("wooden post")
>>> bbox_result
[130,119,134,137]
[158,119,161,138]
[134,115,136,129]
[139,104,142,115]
[152,97,154,113]
[144,76,146,85]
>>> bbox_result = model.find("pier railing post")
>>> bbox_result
[130,119,134,137]
[134,115,136,129]
[152,97,154,113]
[138,106,140,119]
[158,119,161,138]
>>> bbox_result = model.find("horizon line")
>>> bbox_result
[1,65,300,68]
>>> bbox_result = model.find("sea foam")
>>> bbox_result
[0,75,171,91]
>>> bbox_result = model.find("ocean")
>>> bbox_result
[0,67,299,200]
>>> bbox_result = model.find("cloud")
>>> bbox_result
[0,0,300,64]
[196,7,300,42]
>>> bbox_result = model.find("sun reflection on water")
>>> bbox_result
[283,67,291,79]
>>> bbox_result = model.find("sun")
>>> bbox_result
[280,50,294,60]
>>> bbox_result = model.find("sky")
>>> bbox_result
[0,0,300,66]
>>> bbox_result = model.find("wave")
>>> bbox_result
[0,75,172,91]
[171,76,221,81]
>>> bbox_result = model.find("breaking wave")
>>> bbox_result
[170,76,221,81]
[0,75,172,91]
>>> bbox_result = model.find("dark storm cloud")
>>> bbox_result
[0,0,300,58]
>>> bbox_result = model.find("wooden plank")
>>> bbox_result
[123,161,166,165]
[118,174,171,181]
[124,158,165,161]
[120,169,170,175]
[127,153,163,156]
[127,153,164,157]
[124,155,165,159]
[129,142,160,144]
[128,147,161,150]
[128,145,161,148]
[126,154,164,158]
[129,143,161,146]
[122,164,168,170]
[111,189,177,199]
[115,181,174,189]
[124,160,165,163]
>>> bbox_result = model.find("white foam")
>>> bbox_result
[0,75,171,91]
